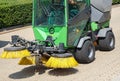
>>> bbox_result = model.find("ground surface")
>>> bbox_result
[0,6,120,81]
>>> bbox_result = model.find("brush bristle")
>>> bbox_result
[18,56,35,65]
[45,57,78,68]
[19,56,48,65]
[41,57,48,64]
[0,49,31,59]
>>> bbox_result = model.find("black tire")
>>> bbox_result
[98,31,115,51]
[74,40,95,63]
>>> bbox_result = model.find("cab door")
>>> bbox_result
[67,0,91,46]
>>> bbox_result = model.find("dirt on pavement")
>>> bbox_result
[0,6,120,81]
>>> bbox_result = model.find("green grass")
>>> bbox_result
[0,0,32,8]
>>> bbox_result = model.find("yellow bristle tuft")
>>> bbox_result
[45,56,78,68]
[0,49,31,59]
[18,56,35,65]
[41,57,48,64]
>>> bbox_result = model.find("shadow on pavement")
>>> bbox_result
[0,40,9,48]
[9,66,36,79]
[48,68,78,76]
[9,65,48,79]
[36,65,49,74]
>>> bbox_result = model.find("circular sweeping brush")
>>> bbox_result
[18,55,49,65]
[18,56,35,65]
[0,46,31,59]
[45,53,78,68]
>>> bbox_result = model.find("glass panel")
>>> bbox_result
[35,0,65,26]
[68,0,87,19]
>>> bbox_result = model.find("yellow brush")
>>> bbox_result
[0,47,31,59]
[41,56,49,64]
[45,53,78,68]
[18,56,35,65]
[18,55,49,65]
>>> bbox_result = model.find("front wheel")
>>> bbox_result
[74,40,95,63]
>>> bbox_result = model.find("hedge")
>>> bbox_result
[0,0,32,8]
[113,0,120,4]
[0,3,32,28]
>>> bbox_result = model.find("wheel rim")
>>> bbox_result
[109,37,114,47]
[88,45,94,58]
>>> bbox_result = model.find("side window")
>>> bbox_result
[68,0,87,19]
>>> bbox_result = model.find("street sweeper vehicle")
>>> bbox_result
[0,0,115,69]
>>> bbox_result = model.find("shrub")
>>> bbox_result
[0,3,32,28]
[113,0,120,4]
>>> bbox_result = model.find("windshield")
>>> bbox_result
[35,0,65,26]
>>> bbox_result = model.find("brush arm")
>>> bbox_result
[10,35,66,56]
[11,35,34,47]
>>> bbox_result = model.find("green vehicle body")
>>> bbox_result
[32,0,109,48]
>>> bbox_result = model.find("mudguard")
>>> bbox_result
[97,28,112,37]
[77,36,91,48]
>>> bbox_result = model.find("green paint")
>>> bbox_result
[85,0,90,6]
[33,26,67,46]
[32,0,36,27]
[65,0,68,27]
[91,22,99,31]
[32,0,67,47]
[91,21,110,31]
[101,21,110,28]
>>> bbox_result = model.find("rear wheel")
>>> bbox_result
[74,40,95,63]
[98,31,115,51]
